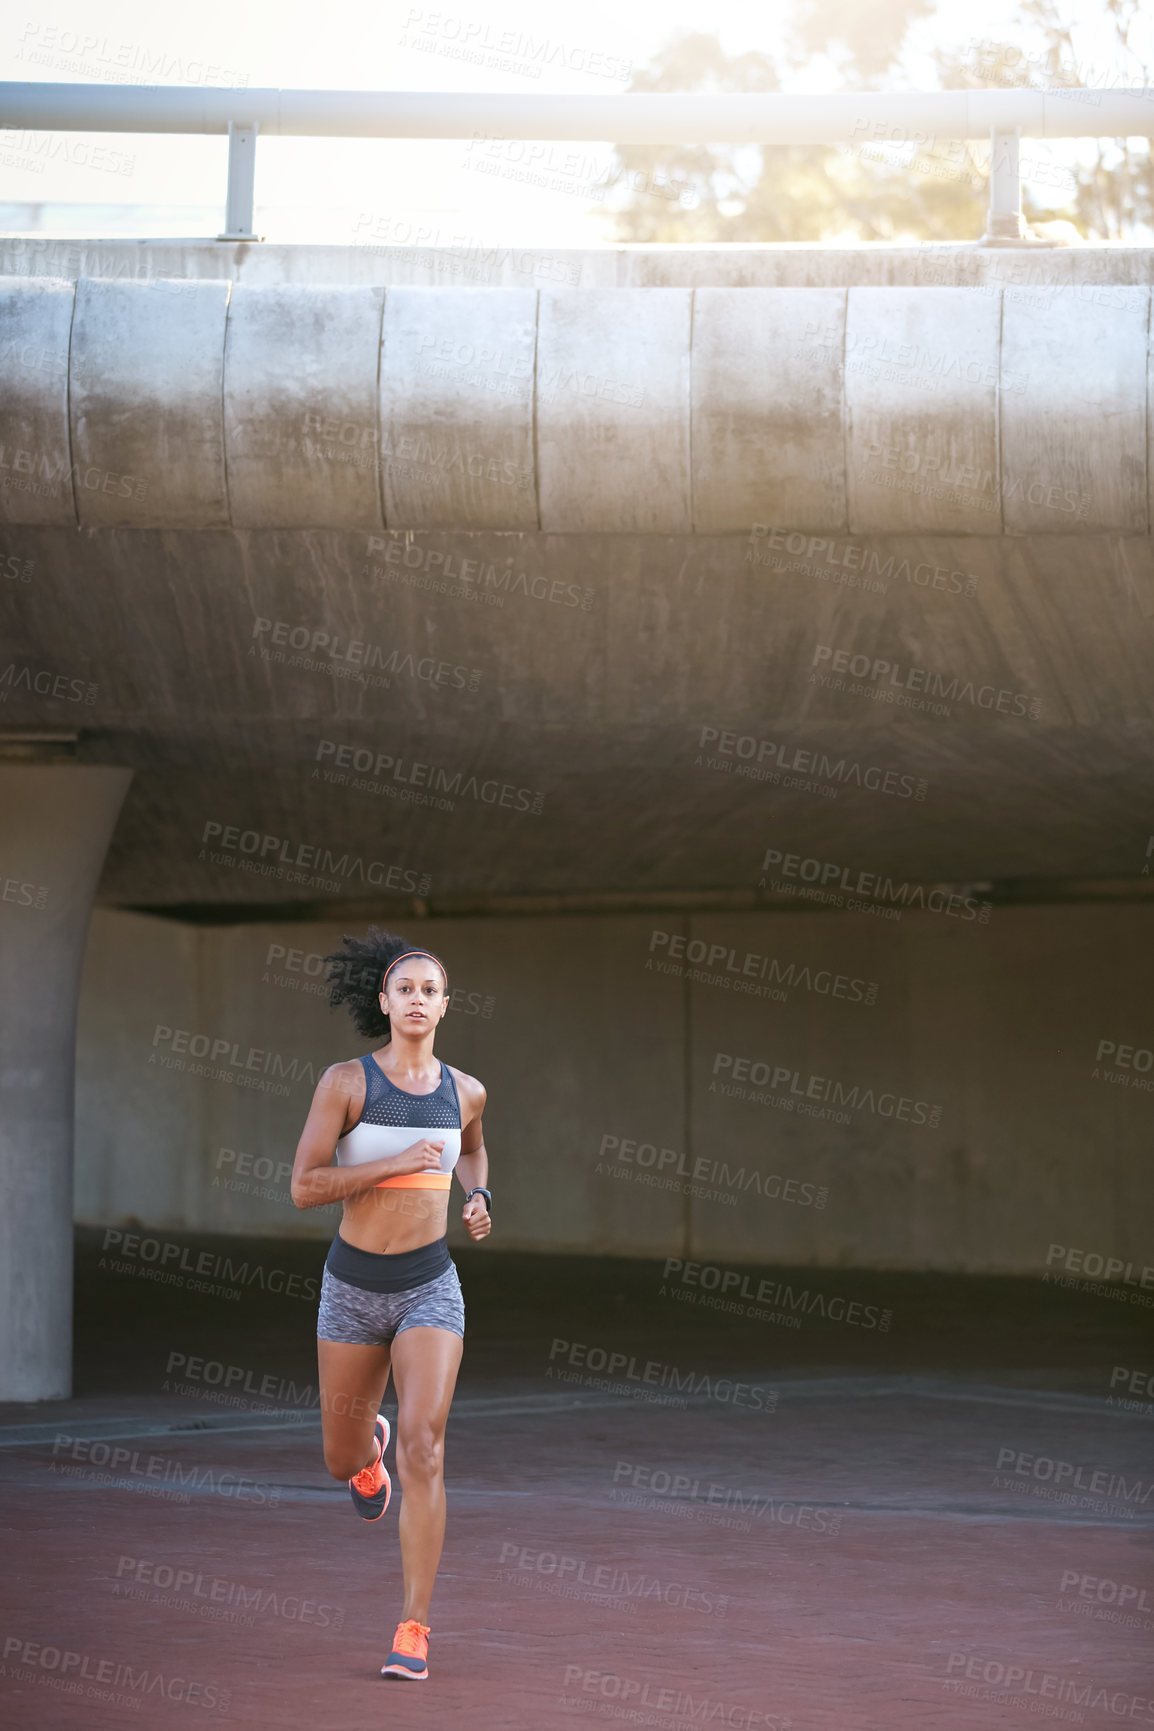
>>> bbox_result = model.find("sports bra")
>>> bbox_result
[335,1052,462,1190]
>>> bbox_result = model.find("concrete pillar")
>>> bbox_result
[0,765,132,1401]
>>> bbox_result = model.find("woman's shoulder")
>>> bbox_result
[445,1062,486,1111]
[317,1055,368,1093]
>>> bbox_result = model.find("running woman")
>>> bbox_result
[290,927,491,1682]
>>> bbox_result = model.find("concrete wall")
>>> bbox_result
[3,270,1151,535]
[75,902,1154,1275]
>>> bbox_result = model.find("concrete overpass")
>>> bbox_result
[3,237,1154,1399]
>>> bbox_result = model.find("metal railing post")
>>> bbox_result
[981,125,1025,245]
[218,120,261,241]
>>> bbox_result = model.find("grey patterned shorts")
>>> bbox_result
[316,1262,465,1346]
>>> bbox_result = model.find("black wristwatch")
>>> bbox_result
[465,1187,492,1214]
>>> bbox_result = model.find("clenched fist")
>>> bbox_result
[401,1138,445,1174]
[462,1196,491,1242]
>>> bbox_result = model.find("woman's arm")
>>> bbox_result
[454,1074,491,1242]
[290,1061,444,1209]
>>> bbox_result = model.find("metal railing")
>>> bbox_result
[2,82,1152,244]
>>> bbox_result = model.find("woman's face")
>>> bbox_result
[380,959,449,1033]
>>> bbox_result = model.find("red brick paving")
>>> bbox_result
[1,1238,1151,1729]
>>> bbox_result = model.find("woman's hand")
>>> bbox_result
[462,1195,491,1242]
[398,1137,446,1175]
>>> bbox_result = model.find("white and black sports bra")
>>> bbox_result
[336,1052,462,1191]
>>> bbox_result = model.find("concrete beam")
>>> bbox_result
[2,278,1152,536]
[70,277,231,529]
[0,276,75,528]
[224,284,384,530]
[381,287,538,530]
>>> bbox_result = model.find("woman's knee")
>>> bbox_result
[323,1433,374,1481]
[397,1423,444,1482]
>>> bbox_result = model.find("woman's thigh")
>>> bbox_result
[317,1338,392,1472]
[390,1328,463,1457]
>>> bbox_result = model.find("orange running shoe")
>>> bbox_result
[348,1415,391,1520]
[380,1619,430,1681]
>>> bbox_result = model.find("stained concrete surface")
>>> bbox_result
[1,1234,1151,1729]
[74,904,1154,1274]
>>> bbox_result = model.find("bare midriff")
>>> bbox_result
[339,1184,450,1255]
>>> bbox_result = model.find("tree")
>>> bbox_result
[599,29,985,244]
[933,0,1154,239]
[597,0,1153,243]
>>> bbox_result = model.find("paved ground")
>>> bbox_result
[2,1234,1152,1729]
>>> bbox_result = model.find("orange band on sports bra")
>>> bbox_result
[375,1173,452,1191]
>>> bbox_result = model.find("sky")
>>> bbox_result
[0,0,1147,241]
